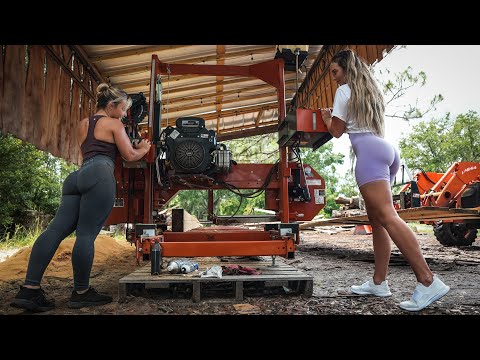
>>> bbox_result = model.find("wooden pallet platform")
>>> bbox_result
[119,257,313,303]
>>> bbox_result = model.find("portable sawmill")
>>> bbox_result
[104,54,333,266]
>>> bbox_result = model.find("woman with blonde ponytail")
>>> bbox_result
[11,83,151,312]
[320,49,449,312]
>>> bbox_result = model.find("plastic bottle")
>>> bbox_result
[181,262,199,274]
[151,242,162,275]
[166,259,189,274]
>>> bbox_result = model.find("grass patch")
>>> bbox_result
[0,222,43,250]
[0,218,74,250]
[407,222,434,234]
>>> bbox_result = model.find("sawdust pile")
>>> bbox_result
[0,235,132,282]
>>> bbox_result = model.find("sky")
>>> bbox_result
[331,45,480,178]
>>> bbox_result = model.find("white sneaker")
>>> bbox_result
[351,279,392,297]
[399,274,450,312]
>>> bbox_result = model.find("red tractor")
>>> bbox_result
[395,162,480,246]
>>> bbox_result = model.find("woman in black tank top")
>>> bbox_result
[11,83,151,312]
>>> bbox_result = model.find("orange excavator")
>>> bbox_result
[395,161,480,246]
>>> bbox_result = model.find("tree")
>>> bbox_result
[0,133,77,229]
[375,65,444,122]
[169,190,208,220]
[398,111,480,172]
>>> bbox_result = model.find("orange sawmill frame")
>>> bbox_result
[105,54,329,262]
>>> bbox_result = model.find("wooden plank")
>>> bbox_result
[58,67,71,157]
[366,45,378,64]
[122,264,297,274]
[43,54,61,156]
[118,283,127,301]
[23,45,46,148]
[120,273,312,283]
[312,81,319,109]
[325,72,333,108]
[2,45,25,138]
[172,208,202,232]
[303,279,314,296]
[300,206,480,227]
[235,282,243,301]
[376,45,385,61]
[356,45,369,63]
[69,81,81,164]
[320,79,327,109]
[192,282,201,302]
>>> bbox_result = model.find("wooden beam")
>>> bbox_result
[73,45,106,84]
[255,109,264,126]
[89,45,190,62]
[160,45,274,66]
[194,102,287,121]
[156,84,297,105]
[127,78,300,102]
[217,123,279,141]
[116,70,304,92]
[44,45,96,100]
[103,46,275,78]
[153,101,289,128]
[160,91,280,114]
[215,45,226,120]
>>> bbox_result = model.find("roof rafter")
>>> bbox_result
[103,46,275,78]
[89,45,190,62]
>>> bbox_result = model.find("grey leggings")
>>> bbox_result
[25,155,116,291]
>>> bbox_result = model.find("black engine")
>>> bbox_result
[163,117,231,174]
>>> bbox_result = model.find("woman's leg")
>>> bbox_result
[360,180,434,286]
[24,171,81,288]
[73,161,116,291]
[365,214,392,284]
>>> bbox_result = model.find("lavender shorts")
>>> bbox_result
[349,132,400,188]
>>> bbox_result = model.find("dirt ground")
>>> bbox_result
[1,227,479,316]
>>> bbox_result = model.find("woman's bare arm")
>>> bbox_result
[320,108,346,138]
[111,120,151,161]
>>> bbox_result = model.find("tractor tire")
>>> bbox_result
[433,221,478,247]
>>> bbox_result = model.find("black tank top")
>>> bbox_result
[80,115,118,163]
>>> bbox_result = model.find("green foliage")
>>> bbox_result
[0,217,42,249]
[300,142,345,216]
[0,217,75,249]
[227,133,279,163]
[375,65,443,121]
[169,190,208,220]
[398,111,480,172]
[337,172,358,198]
[0,133,77,229]
[215,189,266,216]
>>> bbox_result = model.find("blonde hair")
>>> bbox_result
[331,50,385,137]
[95,83,132,112]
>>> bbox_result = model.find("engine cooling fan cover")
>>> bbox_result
[174,139,206,170]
